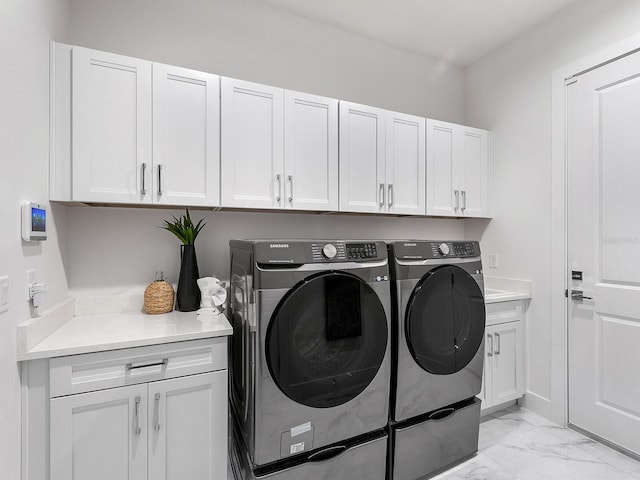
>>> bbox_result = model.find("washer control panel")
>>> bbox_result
[346,243,378,260]
[393,241,480,260]
[254,240,386,265]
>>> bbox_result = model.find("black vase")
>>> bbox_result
[176,244,201,312]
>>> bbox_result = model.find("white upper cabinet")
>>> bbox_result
[221,78,285,209]
[152,63,220,207]
[221,79,338,211]
[339,102,425,215]
[51,43,220,206]
[72,47,153,204]
[426,119,491,217]
[339,101,387,213]
[386,111,426,215]
[284,90,338,211]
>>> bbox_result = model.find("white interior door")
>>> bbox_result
[567,50,640,456]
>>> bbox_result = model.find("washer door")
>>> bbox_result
[406,265,484,375]
[266,271,388,408]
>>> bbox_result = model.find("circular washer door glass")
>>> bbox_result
[267,271,388,408]
[405,265,485,375]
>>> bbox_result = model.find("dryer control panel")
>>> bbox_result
[392,241,480,260]
[253,240,386,265]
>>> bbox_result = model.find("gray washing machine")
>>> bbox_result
[228,239,391,469]
[387,240,485,479]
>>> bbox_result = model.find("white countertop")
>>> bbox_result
[17,295,232,361]
[484,276,533,304]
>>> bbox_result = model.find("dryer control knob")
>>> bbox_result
[322,243,338,259]
[438,243,450,256]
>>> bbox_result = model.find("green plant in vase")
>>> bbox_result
[162,208,206,312]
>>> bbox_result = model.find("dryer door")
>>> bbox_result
[266,271,388,408]
[406,265,484,375]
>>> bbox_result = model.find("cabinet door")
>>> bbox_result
[50,383,148,480]
[478,330,493,409]
[72,47,152,204]
[148,371,227,480]
[221,78,284,208]
[386,111,425,215]
[284,90,338,211]
[459,126,491,217]
[339,101,386,213]
[426,119,457,216]
[153,64,220,207]
[490,321,524,405]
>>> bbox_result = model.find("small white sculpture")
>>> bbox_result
[196,277,227,315]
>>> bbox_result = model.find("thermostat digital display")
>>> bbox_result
[22,202,47,242]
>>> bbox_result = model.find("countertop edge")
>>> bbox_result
[17,326,232,362]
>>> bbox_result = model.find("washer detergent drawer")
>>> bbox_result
[392,397,480,480]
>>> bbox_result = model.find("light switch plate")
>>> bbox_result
[0,276,9,313]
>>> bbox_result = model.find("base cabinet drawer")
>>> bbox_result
[50,337,227,397]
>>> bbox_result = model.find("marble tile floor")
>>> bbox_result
[433,406,640,480]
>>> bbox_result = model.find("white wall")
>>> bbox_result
[0,0,69,476]
[62,0,469,293]
[465,0,640,422]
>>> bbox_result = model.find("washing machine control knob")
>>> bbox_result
[322,243,337,259]
[438,243,450,256]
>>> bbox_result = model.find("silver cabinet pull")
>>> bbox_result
[288,175,293,204]
[153,393,161,432]
[125,358,168,370]
[157,164,163,195]
[487,334,493,357]
[276,174,282,204]
[495,333,501,355]
[461,190,467,211]
[379,183,385,208]
[388,184,394,208]
[141,163,147,195]
[134,396,141,435]
[454,189,460,212]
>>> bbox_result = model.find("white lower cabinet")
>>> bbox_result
[479,300,525,411]
[23,338,228,480]
[50,371,226,480]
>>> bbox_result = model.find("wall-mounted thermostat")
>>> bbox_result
[22,202,47,242]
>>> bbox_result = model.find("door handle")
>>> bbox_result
[141,163,147,195]
[461,190,467,211]
[571,290,593,300]
[134,396,141,435]
[275,174,282,204]
[153,393,161,432]
[388,184,394,208]
[157,164,163,195]
[288,175,293,204]
[495,333,500,355]
[487,334,493,357]
[454,190,460,212]
[379,183,385,208]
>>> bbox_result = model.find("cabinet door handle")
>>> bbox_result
[134,396,141,435]
[288,175,293,204]
[454,189,460,212]
[153,393,161,432]
[461,190,467,211]
[495,333,501,355]
[157,164,163,195]
[379,183,385,208]
[141,163,147,195]
[276,174,282,204]
[388,184,394,208]
[487,334,493,357]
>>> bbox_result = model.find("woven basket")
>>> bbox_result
[143,280,175,314]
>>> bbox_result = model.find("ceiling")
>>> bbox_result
[251,0,580,66]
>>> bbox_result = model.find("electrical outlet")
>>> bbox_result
[27,269,36,300]
[0,276,8,313]
[489,253,498,269]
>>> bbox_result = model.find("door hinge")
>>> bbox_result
[565,289,568,298]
